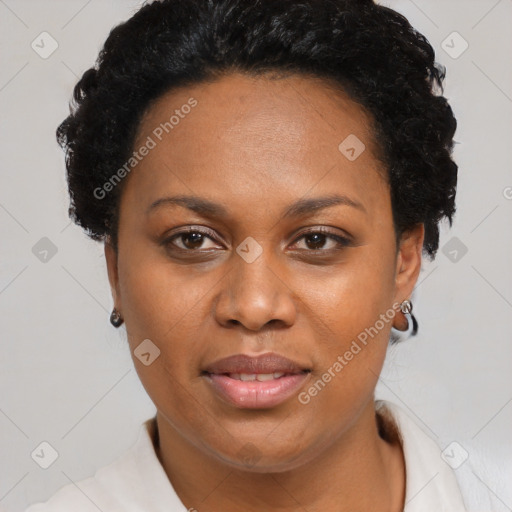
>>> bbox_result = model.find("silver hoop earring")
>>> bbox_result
[400,299,418,335]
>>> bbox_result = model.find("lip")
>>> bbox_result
[202,352,310,375]
[202,352,311,409]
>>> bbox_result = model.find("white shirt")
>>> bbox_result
[25,400,470,512]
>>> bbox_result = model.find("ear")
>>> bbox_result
[392,224,424,330]
[104,238,121,310]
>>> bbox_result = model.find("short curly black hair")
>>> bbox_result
[57,0,457,263]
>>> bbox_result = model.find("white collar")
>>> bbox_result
[32,400,468,511]
[377,400,468,511]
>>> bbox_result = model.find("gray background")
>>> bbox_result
[1,0,511,511]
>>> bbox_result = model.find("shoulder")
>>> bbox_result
[24,417,185,512]
[376,399,498,512]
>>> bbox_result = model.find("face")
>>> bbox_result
[105,72,423,472]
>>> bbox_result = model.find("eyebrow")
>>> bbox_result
[145,193,367,218]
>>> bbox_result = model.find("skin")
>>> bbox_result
[105,72,424,512]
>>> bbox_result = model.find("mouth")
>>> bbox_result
[201,352,312,409]
[212,371,309,381]
[202,371,311,409]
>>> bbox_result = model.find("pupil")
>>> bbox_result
[183,232,203,249]
[306,233,325,249]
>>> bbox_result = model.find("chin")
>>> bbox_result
[209,438,318,474]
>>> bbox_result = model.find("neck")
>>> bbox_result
[154,399,405,512]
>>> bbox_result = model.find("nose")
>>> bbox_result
[213,247,297,332]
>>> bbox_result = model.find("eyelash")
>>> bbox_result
[161,226,353,254]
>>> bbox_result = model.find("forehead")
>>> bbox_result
[122,72,388,221]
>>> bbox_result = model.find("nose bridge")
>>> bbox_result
[214,241,296,331]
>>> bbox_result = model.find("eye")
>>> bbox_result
[290,228,352,252]
[162,227,221,251]
[161,226,353,254]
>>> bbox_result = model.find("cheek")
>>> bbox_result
[301,251,395,398]
[117,256,209,430]
[119,252,206,339]
[117,255,212,403]
[309,249,395,339]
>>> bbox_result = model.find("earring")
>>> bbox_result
[110,308,124,328]
[400,299,412,314]
[400,299,418,335]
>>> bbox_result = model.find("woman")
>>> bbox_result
[26,0,467,510]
